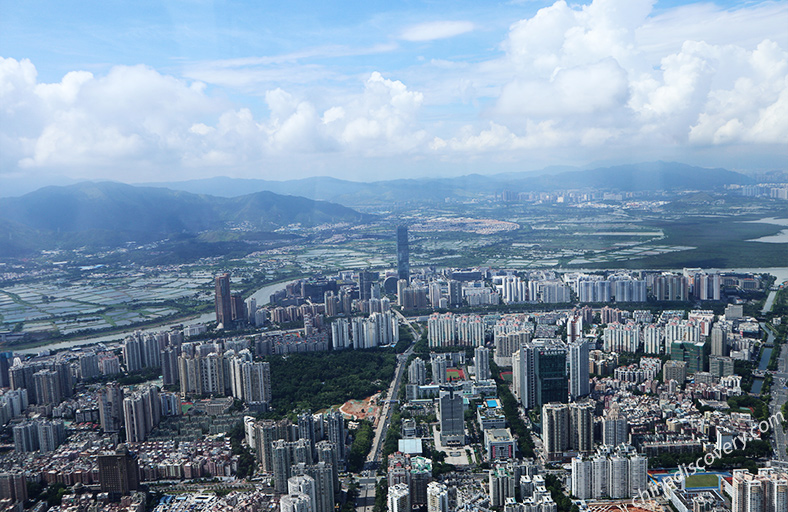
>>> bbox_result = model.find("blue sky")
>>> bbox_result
[0,0,786,185]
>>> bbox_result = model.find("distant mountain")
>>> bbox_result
[140,162,753,206]
[0,182,371,242]
[521,162,753,191]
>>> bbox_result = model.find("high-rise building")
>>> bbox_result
[489,464,516,507]
[439,385,464,445]
[663,360,689,384]
[448,280,462,307]
[389,483,411,512]
[542,403,569,461]
[0,352,14,389]
[513,339,568,410]
[569,401,594,453]
[571,457,593,500]
[711,326,729,356]
[427,481,450,512]
[97,446,140,501]
[316,441,340,495]
[123,385,161,443]
[408,358,427,386]
[0,472,27,504]
[325,411,346,466]
[475,346,491,381]
[602,405,628,447]
[397,226,410,283]
[569,340,590,400]
[609,454,630,498]
[37,419,66,452]
[230,359,271,405]
[33,369,62,406]
[161,345,179,386]
[215,273,233,326]
[431,354,448,384]
[358,270,378,302]
[572,446,647,500]
[280,493,312,512]
[291,462,335,512]
[671,339,709,373]
[12,422,39,452]
[298,412,316,458]
[731,468,788,512]
[288,475,316,512]
[410,456,432,506]
[79,352,100,381]
[123,335,143,373]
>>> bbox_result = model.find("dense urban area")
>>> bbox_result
[0,176,787,512]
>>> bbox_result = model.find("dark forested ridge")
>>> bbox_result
[0,181,370,234]
[0,181,370,257]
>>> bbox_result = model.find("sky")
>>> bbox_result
[0,0,786,187]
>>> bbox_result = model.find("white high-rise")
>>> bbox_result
[280,493,312,512]
[288,475,316,512]
[427,481,449,512]
[569,340,590,400]
[388,483,411,512]
[571,457,593,500]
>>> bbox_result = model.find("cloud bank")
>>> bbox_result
[0,0,786,181]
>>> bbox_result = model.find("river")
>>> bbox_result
[752,323,777,393]
[14,280,290,355]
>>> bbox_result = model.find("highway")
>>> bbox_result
[769,326,788,461]
[356,471,378,512]
[365,310,420,469]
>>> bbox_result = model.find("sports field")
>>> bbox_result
[446,368,465,381]
[685,474,719,488]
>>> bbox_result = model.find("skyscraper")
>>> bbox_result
[280,494,312,512]
[214,273,232,326]
[569,401,594,453]
[427,481,450,512]
[569,340,590,400]
[602,405,628,447]
[122,385,161,443]
[325,411,346,466]
[408,357,427,385]
[397,225,409,283]
[288,475,316,512]
[513,339,568,410]
[358,270,378,302]
[439,385,464,444]
[97,445,140,501]
[475,346,491,381]
[542,403,569,461]
[0,472,27,504]
[389,483,411,512]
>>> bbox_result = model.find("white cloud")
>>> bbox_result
[1,0,787,181]
[445,0,788,155]
[0,58,431,179]
[400,21,475,42]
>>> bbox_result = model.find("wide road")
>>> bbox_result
[365,311,420,469]
[356,472,378,512]
[770,327,788,461]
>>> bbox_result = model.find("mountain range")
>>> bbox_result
[0,182,370,257]
[139,161,754,205]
